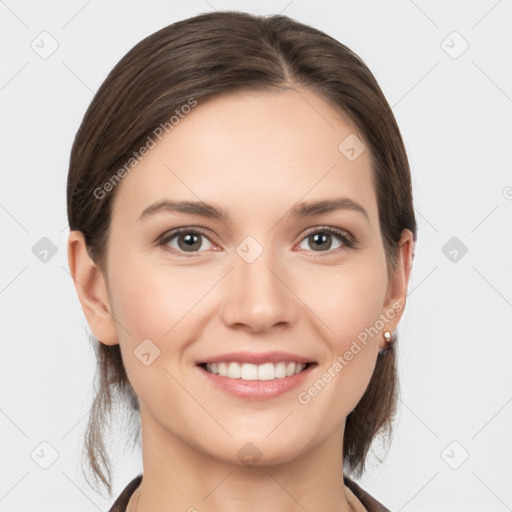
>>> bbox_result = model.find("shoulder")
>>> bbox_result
[108,474,143,512]
[343,474,392,512]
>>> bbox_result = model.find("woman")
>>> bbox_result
[67,10,416,512]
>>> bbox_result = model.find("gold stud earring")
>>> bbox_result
[383,331,393,344]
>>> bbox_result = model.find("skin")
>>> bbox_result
[69,88,414,512]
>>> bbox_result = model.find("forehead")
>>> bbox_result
[111,88,378,226]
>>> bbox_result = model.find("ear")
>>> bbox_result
[67,230,118,345]
[379,229,415,351]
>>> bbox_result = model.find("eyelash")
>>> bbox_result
[157,226,359,258]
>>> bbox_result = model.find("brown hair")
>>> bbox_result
[67,10,417,496]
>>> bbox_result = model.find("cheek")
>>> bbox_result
[106,255,217,353]
[299,255,388,344]
[105,257,202,398]
[297,253,387,406]
[296,275,386,422]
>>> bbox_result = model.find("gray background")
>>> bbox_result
[1,0,511,510]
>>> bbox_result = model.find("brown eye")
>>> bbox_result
[307,232,335,251]
[160,229,214,255]
[298,227,355,254]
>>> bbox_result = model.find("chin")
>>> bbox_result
[200,432,313,469]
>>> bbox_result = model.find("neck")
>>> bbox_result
[129,406,361,512]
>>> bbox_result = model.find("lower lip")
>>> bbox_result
[196,364,316,400]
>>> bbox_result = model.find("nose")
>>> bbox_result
[220,246,298,333]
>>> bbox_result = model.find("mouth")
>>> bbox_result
[195,354,318,400]
[197,361,316,381]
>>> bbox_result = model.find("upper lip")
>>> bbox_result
[196,351,315,365]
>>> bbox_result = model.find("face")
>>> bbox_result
[79,88,411,467]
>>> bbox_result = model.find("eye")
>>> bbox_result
[159,228,214,257]
[297,227,356,255]
[158,226,358,258]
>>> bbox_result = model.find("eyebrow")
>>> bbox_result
[138,197,370,223]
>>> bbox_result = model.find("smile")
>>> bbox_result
[203,361,312,381]
[196,361,317,400]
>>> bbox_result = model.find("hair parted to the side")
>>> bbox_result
[67,10,417,497]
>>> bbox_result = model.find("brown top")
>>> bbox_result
[108,474,391,512]
[343,476,391,512]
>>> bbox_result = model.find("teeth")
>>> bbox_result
[275,362,287,378]
[205,361,307,380]
[227,362,241,378]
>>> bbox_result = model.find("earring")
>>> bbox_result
[383,330,393,344]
